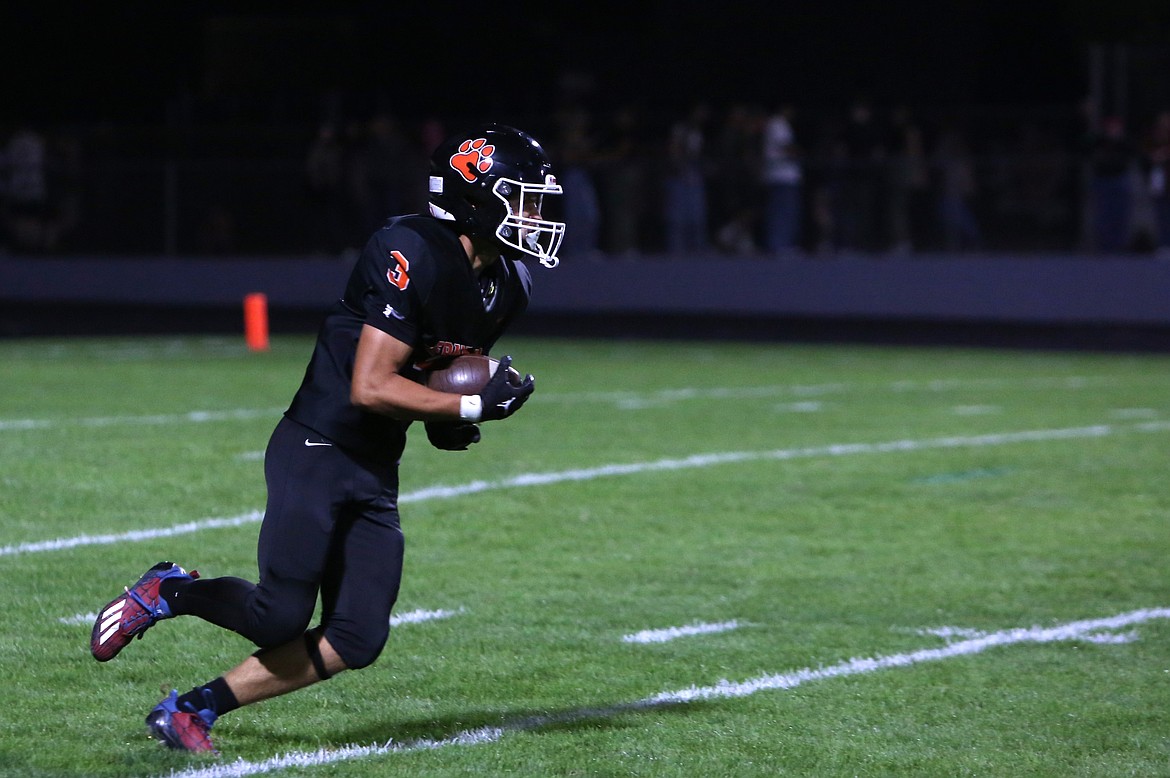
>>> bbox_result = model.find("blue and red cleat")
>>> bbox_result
[146,690,218,753]
[90,561,198,662]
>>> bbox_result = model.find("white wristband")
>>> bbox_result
[459,395,483,422]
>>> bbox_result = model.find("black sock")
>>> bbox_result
[157,576,190,610]
[158,575,257,632]
[176,677,240,718]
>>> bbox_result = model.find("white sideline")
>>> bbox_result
[161,607,1170,778]
[0,408,285,431]
[4,420,1169,558]
[0,374,1140,432]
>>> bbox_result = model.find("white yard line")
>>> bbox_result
[912,623,1137,645]
[389,607,464,626]
[4,420,1169,558]
[914,626,989,640]
[644,608,1167,704]
[161,606,1170,778]
[1,511,265,557]
[622,620,743,644]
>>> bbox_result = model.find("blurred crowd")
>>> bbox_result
[0,124,83,254]
[538,98,1170,260]
[2,99,1170,259]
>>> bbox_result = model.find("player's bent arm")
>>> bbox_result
[350,324,462,421]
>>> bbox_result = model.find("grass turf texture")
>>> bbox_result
[1,335,1168,777]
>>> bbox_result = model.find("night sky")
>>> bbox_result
[2,1,1169,125]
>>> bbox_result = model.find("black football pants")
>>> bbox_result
[169,416,404,669]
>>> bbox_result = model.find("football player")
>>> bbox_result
[89,124,565,753]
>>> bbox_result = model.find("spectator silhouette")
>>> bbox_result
[806,116,848,254]
[1143,110,1170,258]
[419,117,446,158]
[596,106,650,256]
[933,124,982,251]
[555,104,602,258]
[350,113,414,237]
[887,107,930,253]
[1006,121,1072,248]
[711,103,762,254]
[3,124,49,252]
[1087,116,1138,253]
[760,103,802,254]
[304,122,350,253]
[664,102,710,254]
[839,99,887,252]
[45,130,83,252]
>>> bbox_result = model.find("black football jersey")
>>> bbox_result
[285,215,532,460]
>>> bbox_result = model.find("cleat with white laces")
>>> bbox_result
[146,690,218,754]
[90,561,198,662]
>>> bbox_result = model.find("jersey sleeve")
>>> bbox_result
[354,222,439,344]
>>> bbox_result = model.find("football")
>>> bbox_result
[425,355,521,394]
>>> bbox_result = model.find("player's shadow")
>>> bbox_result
[259,697,696,751]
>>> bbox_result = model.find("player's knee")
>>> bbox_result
[253,620,311,649]
[325,622,389,670]
[247,578,317,648]
[251,603,313,649]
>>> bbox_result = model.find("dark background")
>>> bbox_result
[3,1,1169,126]
[2,2,1170,349]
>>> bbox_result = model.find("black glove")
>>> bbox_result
[425,421,481,451]
[479,355,535,421]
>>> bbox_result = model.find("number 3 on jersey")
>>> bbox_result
[387,250,410,290]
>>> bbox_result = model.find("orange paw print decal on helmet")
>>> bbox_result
[449,138,495,182]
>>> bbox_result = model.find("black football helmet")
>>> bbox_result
[428,124,565,268]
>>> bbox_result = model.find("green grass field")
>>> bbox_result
[1,334,1169,777]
